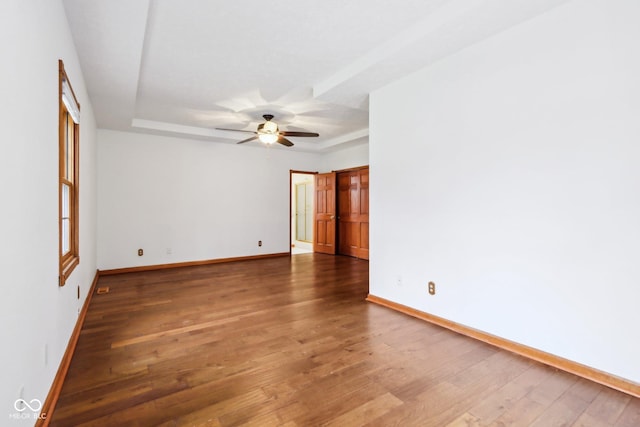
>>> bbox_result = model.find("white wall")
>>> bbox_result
[370,0,640,383]
[97,130,323,269]
[322,142,369,171]
[0,0,97,422]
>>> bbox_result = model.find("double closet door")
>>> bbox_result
[313,167,369,260]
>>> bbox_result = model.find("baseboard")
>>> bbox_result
[99,252,291,275]
[366,294,640,399]
[37,270,101,426]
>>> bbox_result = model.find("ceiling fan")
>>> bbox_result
[216,114,319,147]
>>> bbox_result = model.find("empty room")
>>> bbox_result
[1,0,638,425]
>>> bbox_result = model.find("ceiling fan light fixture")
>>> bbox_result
[258,133,278,144]
[262,120,278,133]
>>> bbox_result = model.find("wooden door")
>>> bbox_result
[313,172,336,254]
[358,168,369,259]
[337,168,369,260]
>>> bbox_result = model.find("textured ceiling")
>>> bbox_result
[62,0,569,152]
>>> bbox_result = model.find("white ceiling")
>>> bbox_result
[62,0,569,152]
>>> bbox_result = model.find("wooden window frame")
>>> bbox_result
[59,60,80,286]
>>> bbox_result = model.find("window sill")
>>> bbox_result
[60,256,79,286]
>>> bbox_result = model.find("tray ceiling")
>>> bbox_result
[63,0,569,151]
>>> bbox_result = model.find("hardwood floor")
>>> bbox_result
[51,253,639,426]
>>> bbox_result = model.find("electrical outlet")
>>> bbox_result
[428,281,436,295]
[166,247,172,255]
[258,240,262,247]
[396,276,402,287]
[138,248,143,256]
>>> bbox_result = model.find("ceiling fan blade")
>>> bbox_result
[279,131,319,137]
[237,136,258,144]
[216,127,256,134]
[277,137,294,147]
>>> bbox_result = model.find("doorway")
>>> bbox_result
[290,167,369,259]
[290,172,315,254]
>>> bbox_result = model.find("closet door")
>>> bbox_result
[295,183,312,242]
[338,167,369,260]
[358,168,369,260]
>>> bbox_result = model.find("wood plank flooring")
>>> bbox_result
[51,253,639,426]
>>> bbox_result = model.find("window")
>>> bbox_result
[59,60,80,286]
